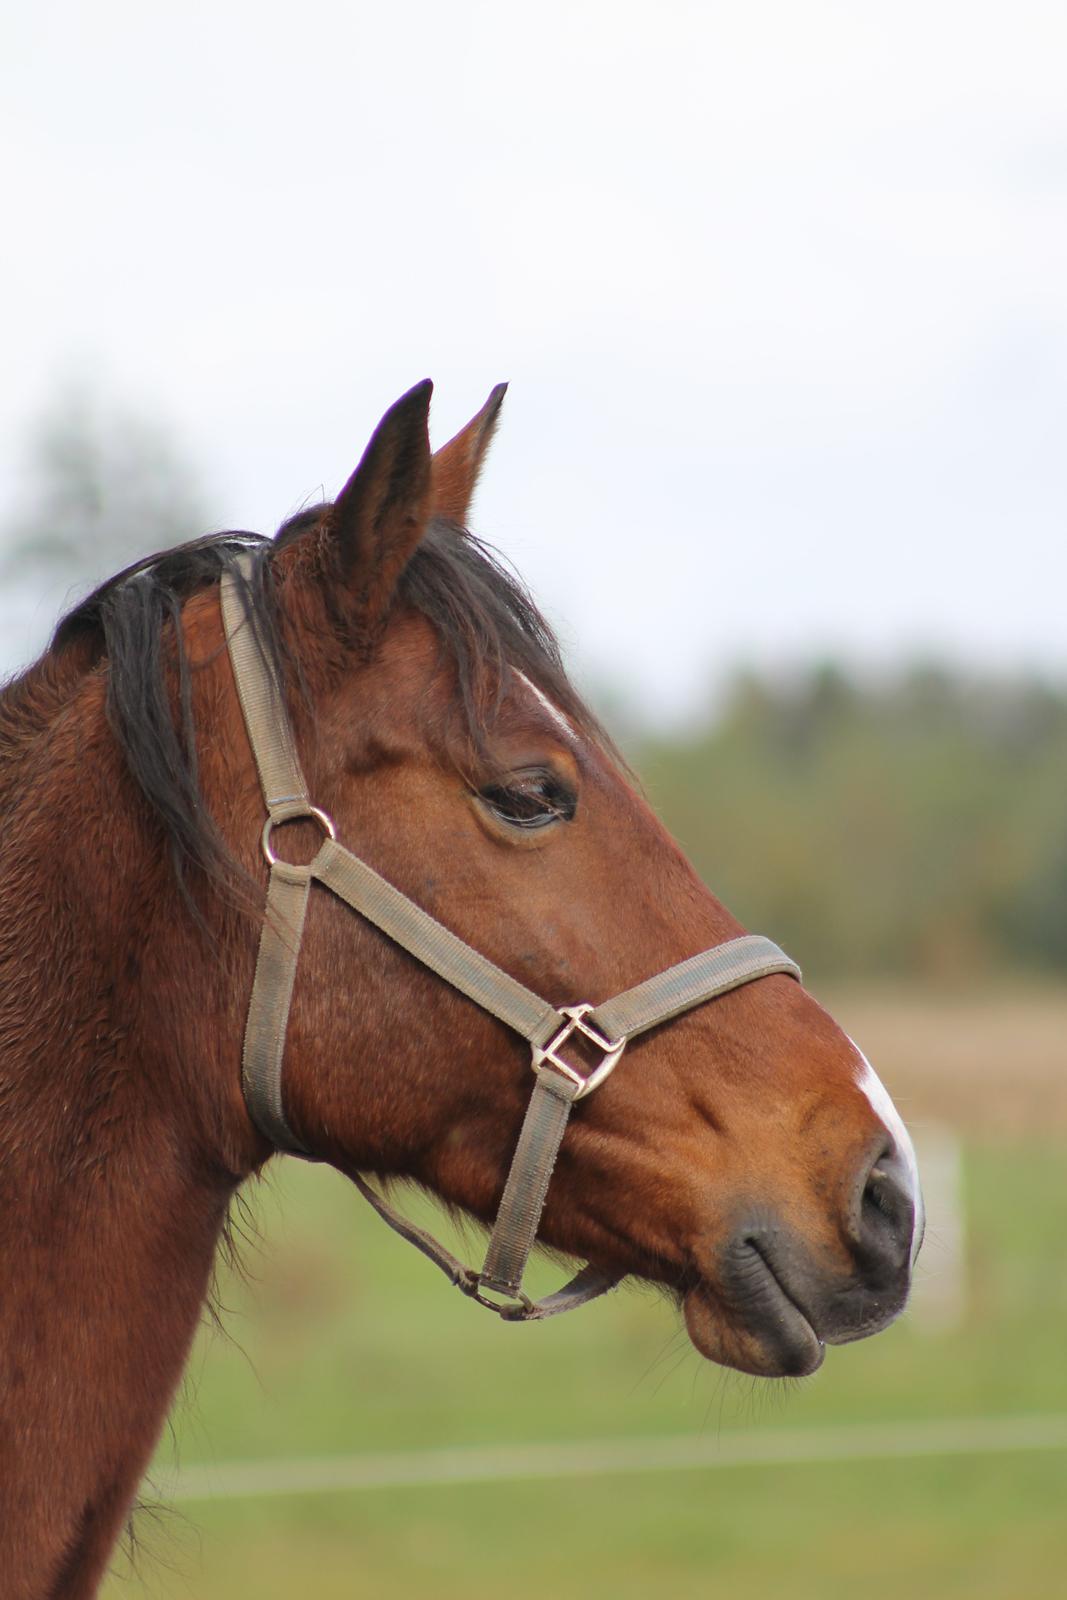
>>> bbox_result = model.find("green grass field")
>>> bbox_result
[103,991,1067,1600]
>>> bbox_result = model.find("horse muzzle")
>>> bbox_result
[683,1138,920,1377]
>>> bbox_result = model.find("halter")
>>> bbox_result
[220,556,801,1322]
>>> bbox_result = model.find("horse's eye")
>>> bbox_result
[479,770,577,830]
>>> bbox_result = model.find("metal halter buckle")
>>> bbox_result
[531,1004,626,1100]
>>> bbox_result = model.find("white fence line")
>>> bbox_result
[159,1413,1067,1503]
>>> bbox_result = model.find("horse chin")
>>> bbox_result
[682,1281,826,1378]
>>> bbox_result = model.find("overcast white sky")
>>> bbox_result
[3,0,1065,721]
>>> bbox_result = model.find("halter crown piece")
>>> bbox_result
[220,554,801,1321]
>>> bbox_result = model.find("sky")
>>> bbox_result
[2,0,1065,722]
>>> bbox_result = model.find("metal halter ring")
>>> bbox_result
[469,1280,537,1319]
[531,1004,626,1099]
[261,805,337,867]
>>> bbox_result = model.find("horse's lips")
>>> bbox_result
[682,1256,826,1377]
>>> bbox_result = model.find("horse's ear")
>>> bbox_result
[431,382,507,524]
[328,379,434,620]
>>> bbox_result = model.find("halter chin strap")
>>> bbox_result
[220,556,801,1321]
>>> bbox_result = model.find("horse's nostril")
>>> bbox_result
[864,1165,895,1216]
[854,1143,915,1274]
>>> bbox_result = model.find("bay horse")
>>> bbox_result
[0,381,922,1598]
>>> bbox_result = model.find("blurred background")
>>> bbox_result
[3,3,1065,1596]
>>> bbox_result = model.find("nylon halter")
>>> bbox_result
[220,556,801,1321]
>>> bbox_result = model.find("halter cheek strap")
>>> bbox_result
[220,556,801,1321]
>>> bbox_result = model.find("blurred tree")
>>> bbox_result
[637,664,1067,981]
[1,384,208,592]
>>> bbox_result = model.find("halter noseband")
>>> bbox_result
[220,555,801,1322]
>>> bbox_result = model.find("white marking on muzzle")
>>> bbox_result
[851,1041,925,1266]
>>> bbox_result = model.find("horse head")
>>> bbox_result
[181,380,923,1379]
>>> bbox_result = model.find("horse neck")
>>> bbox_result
[0,662,249,1599]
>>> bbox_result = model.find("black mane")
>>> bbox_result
[50,512,607,901]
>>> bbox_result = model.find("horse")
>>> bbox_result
[0,381,922,1598]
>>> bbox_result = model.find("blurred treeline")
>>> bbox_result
[637,664,1067,981]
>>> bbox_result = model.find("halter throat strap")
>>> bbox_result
[220,555,801,1321]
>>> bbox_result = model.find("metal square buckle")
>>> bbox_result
[532,1004,626,1099]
